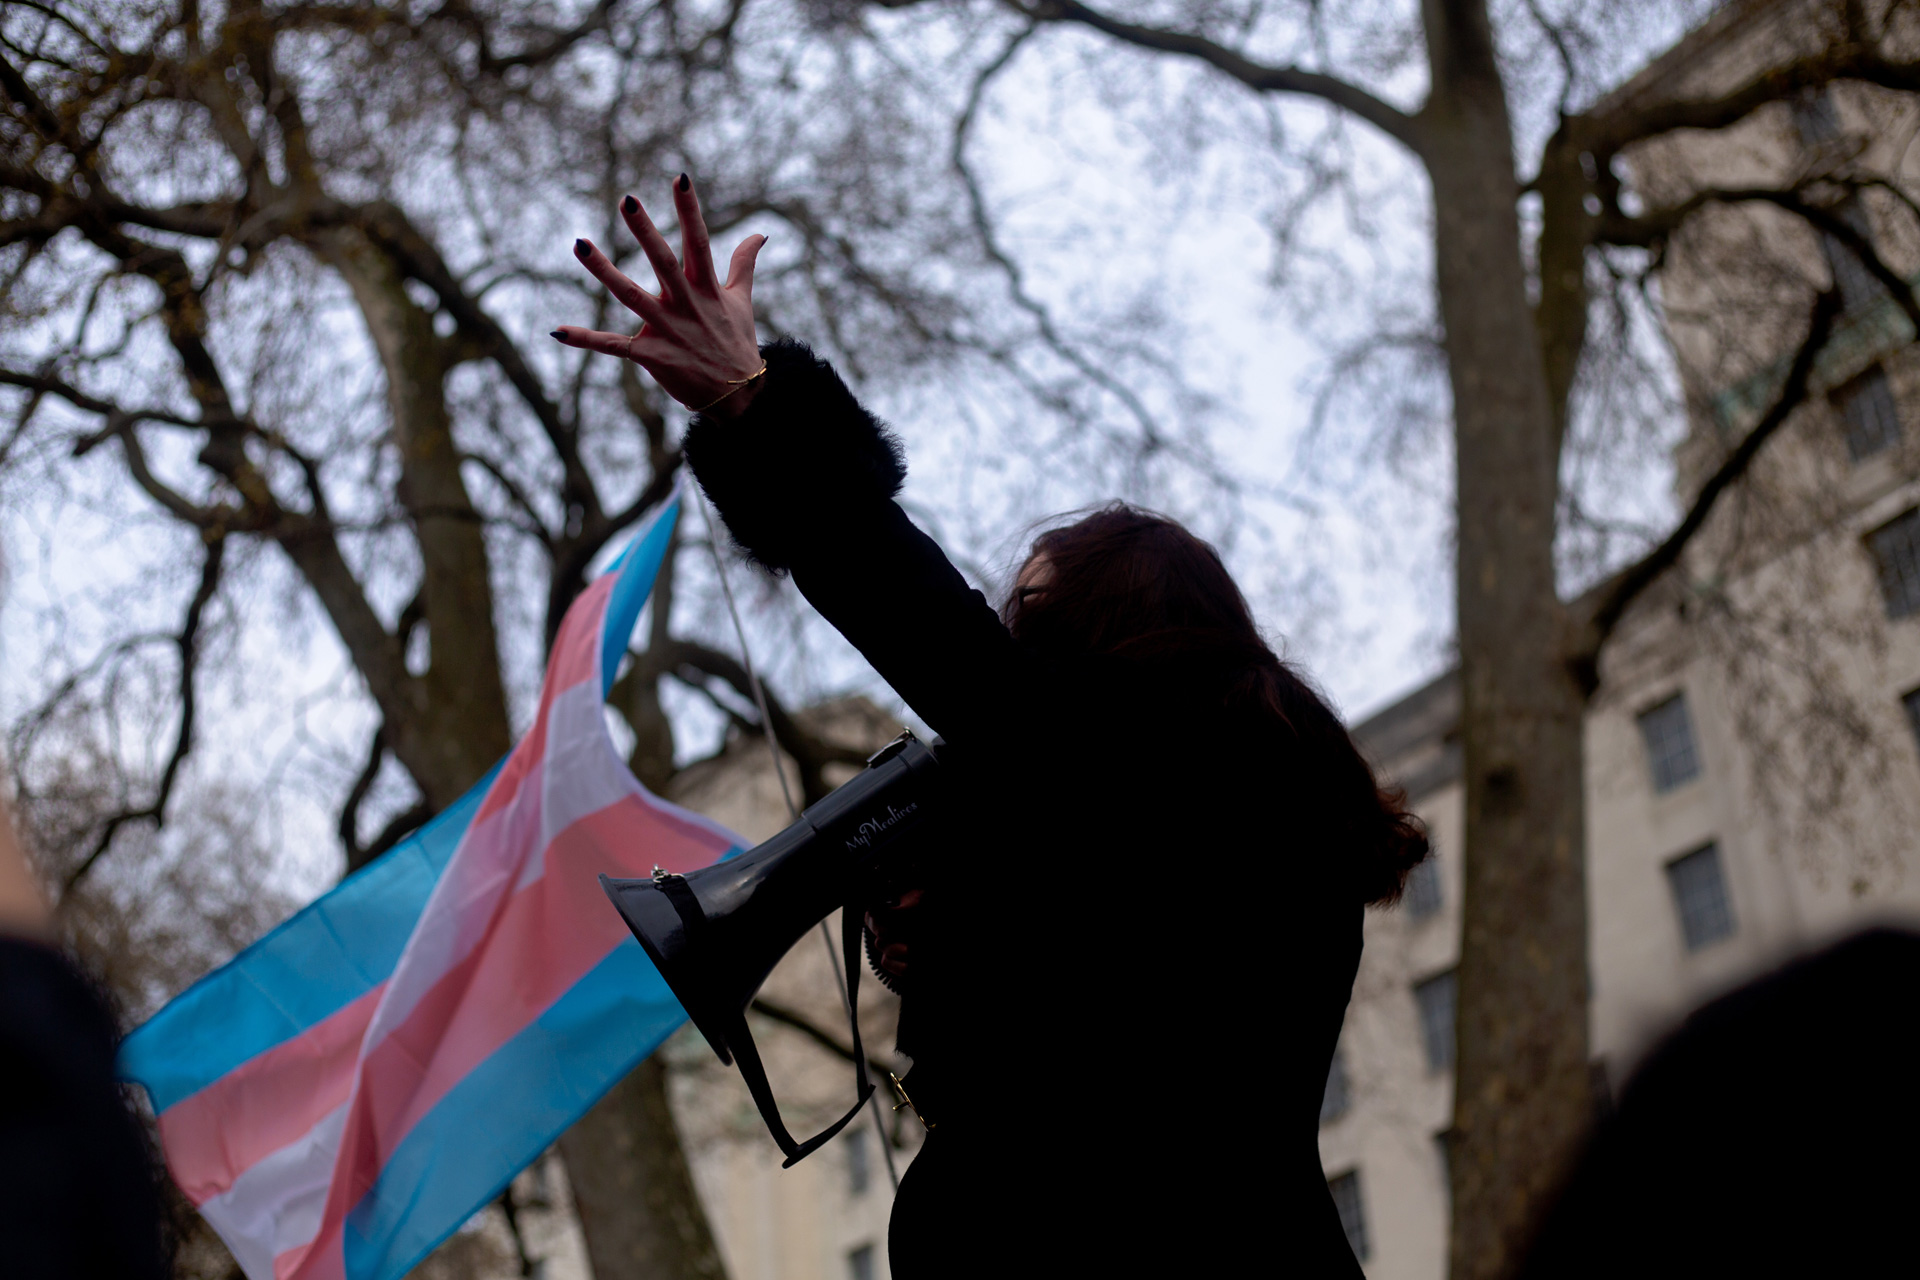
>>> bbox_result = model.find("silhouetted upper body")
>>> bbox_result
[686,340,1385,1278]
[0,936,168,1280]
[0,789,166,1280]
[558,184,1417,1276]
[1517,927,1920,1279]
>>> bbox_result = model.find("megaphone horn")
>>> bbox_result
[601,730,942,1167]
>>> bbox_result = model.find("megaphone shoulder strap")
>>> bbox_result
[720,902,878,1169]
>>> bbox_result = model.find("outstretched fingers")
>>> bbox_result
[672,174,717,291]
[550,326,641,359]
[619,194,684,299]
[572,238,666,326]
[725,234,768,297]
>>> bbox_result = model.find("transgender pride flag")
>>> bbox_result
[119,484,744,1279]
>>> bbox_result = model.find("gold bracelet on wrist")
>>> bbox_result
[691,362,769,414]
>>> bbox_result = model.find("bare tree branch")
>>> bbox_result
[61,532,226,894]
[0,366,201,431]
[1598,184,1920,330]
[661,640,872,805]
[1573,289,1844,681]
[547,460,684,646]
[337,721,439,871]
[1582,46,1920,155]
[951,22,1169,457]
[748,997,897,1096]
[1010,0,1428,155]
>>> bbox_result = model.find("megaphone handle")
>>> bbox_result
[722,905,881,1169]
[724,1006,876,1167]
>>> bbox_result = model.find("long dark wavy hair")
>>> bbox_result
[1004,503,1429,905]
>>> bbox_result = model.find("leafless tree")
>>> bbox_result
[0,0,1222,1274]
[813,0,1920,1272]
[19,0,1919,1274]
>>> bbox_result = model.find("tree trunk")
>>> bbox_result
[323,230,727,1279]
[318,226,513,803]
[557,1054,730,1280]
[1422,3,1594,1277]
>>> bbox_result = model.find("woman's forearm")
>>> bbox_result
[685,343,1041,747]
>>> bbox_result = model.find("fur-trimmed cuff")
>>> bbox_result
[683,338,907,571]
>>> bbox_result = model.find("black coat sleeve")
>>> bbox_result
[683,340,1040,748]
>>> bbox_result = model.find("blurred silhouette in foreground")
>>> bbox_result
[0,789,166,1279]
[1518,927,1920,1278]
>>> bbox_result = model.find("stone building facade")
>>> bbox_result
[1318,3,1920,1274]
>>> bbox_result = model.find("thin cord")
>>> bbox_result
[694,485,902,1193]
[696,488,795,817]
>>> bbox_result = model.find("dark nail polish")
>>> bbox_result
[621,194,638,214]
[574,238,590,258]
[677,173,690,192]
[550,331,566,341]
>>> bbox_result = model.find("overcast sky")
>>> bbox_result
[1,3,1711,903]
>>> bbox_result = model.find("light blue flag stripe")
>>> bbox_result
[119,489,683,1115]
[341,938,690,1279]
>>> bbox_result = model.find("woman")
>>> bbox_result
[556,178,1427,1277]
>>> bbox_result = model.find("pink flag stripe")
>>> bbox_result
[160,985,383,1205]
[120,488,716,1280]
[283,1228,342,1280]
[283,581,616,1277]
[168,774,736,1225]
[324,798,699,1188]
[347,578,617,1069]
[279,556,735,1279]
[468,577,602,827]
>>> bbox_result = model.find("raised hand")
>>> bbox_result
[553,174,768,419]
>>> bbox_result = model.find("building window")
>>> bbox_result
[1905,687,1920,752]
[1832,365,1903,461]
[847,1244,876,1280]
[1666,842,1737,952]
[1643,694,1704,794]
[1793,88,1844,144]
[846,1127,870,1195]
[1404,851,1442,919]
[1327,1170,1371,1262]
[1638,694,1702,792]
[1320,1045,1352,1126]
[1870,508,1920,619]
[1793,95,1883,310]
[1414,970,1456,1074]
[1820,204,1883,313]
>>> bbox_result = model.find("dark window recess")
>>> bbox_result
[1794,94,1883,310]
[1871,508,1920,619]
[847,1127,870,1196]
[1833,365,1904,461]
[1667,843,1737,952]
[1821,208,1883,313]
[1320,1045,1352,1126]
[1404,853,1442,920]
[1328,1170,1371,1262]
[1638,694,1703,792]
[847,1244,876,1280]
[1794,89,1844,144]
[1905,687,1920,752]
[1414,970,1457,1074]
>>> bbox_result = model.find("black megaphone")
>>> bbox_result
[600,730,941,1167]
